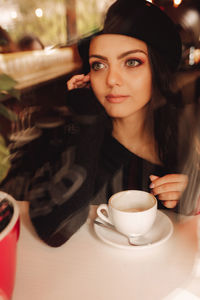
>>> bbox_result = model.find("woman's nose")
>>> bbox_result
[106,67,122,87]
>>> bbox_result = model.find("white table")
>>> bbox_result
[12,201,200,300]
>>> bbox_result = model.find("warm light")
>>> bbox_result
[146,0,153,3]
[35,8,43,18]
[194,49,200,64]
[11,11,17,19]
[173,0,182,7]
[183,9,200,27]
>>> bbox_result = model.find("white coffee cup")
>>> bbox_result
[97,190,157,237]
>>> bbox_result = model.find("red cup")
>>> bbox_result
[0,192,20,300]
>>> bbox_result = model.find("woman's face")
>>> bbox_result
[89,34,152,120]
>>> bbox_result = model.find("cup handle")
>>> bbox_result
[97,204,112,225]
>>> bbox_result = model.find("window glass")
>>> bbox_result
[0,0,114,48]
[76,0,114,37]
[0,0,67,47]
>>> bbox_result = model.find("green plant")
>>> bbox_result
[0,134,11,183]
[0,73,20,101]
[0,73,20,183]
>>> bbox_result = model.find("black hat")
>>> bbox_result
[78,0,182,73]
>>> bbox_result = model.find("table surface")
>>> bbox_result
[12,201,200,300]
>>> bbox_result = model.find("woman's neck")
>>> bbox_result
[112,110,161,165]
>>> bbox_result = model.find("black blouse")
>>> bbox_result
[92,132,168,210]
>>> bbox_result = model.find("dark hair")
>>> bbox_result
[148,45,174,100]
[147,45,180,169]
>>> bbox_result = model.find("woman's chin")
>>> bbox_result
[104,108,133,119]
[105,111,125,119]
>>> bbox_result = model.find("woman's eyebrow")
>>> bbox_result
[118,50,148,59]
[89,54,108,61]
[89,50,147,61]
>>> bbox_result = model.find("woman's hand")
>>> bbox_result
[67,74,90,90]
[149,174,188,208]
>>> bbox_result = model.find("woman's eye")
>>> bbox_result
[91,62,104,71]
[126,59,141,67]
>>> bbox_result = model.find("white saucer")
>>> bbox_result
[94,210,173,250]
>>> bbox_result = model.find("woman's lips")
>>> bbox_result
[105,94,129,103]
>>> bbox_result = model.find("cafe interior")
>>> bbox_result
[0,0,200,299]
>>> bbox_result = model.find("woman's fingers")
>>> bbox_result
[67,74,84,90]
[149,175,159,181]
[150,174,188,188]
[162,200,178,209]
[154,191,181,201]
[67,74,90,90]
[151,181,187,195]
[149,174,188,208]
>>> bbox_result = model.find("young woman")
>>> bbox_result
[67,34,187,204]
[27,0,192,246]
